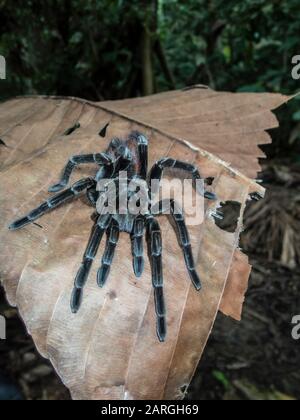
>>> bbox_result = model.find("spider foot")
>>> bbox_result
[194,181,217,200]
[71,287,83,313]
[97,264,110,288]
[157,317,167,342]
[133,256,144,278]
[204,191,217,200]
[189,269,202,291]
[9,217,30,230]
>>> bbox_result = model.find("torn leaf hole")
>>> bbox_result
[213,201,241,233]
[63,122,80,136]
[180,384,188,395]
[99,123,110,138]
[205,177,214,186]
[250,192,263,201]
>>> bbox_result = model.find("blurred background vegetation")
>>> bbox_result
[0,0,300,156]
[0,0,300,400]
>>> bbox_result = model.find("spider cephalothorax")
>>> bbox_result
[9,131,216,342]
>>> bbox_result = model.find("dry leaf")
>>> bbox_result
[0,88,290,400]
[219,250,251,321]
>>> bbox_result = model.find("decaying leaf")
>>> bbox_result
[0,88,290,400]
[219,250,251,321]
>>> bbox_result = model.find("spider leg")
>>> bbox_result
[130,215,145,277]
[148,158,216,200]
[129,132,148,179]
[97,219,120,287]
[9,178,95,231]
[71,213,111,312]
[86,185,99,207]
[146,216,166,342]
[137,135,148,179]
[166,199,202,291]
[49,153,112,192]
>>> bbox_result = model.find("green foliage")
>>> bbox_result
[0,0,299,154]
[212,370,230,390]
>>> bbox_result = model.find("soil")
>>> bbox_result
[188,256,300,400]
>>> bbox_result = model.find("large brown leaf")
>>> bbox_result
[0,88,290,399]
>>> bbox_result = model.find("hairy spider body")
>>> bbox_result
[9,131,216,342]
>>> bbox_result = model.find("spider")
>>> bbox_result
[9,131,216,342]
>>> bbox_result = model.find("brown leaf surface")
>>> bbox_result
[103,86,290,178]
[219,249,252,321]
[0,89,289,399]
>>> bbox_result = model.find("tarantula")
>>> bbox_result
[9,131,216,342]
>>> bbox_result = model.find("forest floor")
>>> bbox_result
[189,160,300,400]
[188,256,300,400]
[0,161,299,400]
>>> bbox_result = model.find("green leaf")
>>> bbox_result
[69,32,83,45]
[237,84,266,93]
[222,46,232,63]
[212,370,230,390]
[292,110,300,121]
